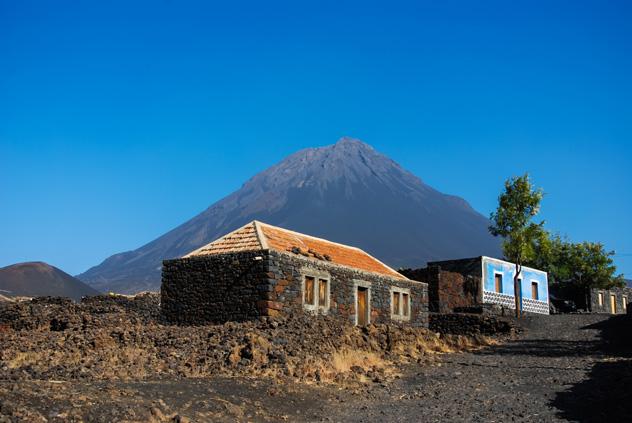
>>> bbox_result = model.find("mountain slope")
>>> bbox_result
[0,262,100,301]
[78,137,501,293]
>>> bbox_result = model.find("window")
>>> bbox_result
[494,273,503,293]
[304,276,315,306]
[531,282,539,300]
[598,292,604,306]
[624,296,628,312]
[402,293,410,317]
[302,273,330,313]
[391,287,411,321]
[318,278,327,306]
[392,291,400,314]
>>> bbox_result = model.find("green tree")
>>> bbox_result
[526,236,624,308]
[489,174,545,317]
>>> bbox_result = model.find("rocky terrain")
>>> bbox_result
[0,297,630,422]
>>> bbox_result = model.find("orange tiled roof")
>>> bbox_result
[184,222,261,257]
[184,221,406,279]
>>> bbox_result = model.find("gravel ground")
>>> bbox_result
[329,313,632,423]
[1,313,630,422]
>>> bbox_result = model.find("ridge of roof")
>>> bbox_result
[183,220,407,280]
[255,221,405,279]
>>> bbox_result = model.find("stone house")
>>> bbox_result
[161,221,428,326]
[402,256,550,315]
[588,286,631,314]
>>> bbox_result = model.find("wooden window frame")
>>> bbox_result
[531,281,539,300]
[390,286,411,321]
[494,272,503,294]
[302,272,330,313]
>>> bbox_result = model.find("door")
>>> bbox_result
[357,287,369,326]
[610,294,617,314]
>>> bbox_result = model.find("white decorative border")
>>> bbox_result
[482,290,550,315]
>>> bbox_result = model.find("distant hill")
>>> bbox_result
[78,137,502,294]
[0,262,100,301]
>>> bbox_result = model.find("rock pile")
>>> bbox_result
[0,295,508,385]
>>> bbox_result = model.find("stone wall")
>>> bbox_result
[264,250,428,327]
[426,257,483,278]
[401,266,480,313]
[161,249,429,327]
[161,251,269,325]
[589,287,632,314]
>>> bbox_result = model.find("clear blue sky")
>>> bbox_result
[1,0,631,277]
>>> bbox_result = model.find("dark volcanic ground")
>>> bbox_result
[1,313,631,422]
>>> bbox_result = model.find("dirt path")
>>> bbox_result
[1,314,631,422]
[328,314,632,422]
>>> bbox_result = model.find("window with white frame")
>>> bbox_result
[391,287,411,321]
[302,273,330,313]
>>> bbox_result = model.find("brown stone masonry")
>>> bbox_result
[162,250,428,327]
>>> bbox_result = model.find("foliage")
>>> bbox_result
[526,234,624,290]
[489,174,545,268]
[489,173,624,304]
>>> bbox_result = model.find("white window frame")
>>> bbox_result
[353,280,372,326]
[390,286,411,321]
[598,291,604,306]
[301,270,330,313]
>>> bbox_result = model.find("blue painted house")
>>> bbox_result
[478,256,549,315]
[404,256,550,315]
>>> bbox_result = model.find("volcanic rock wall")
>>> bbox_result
[161,251,269,324]
[589,287,632,314]
[401,266,480,313]
[161,250,428,327]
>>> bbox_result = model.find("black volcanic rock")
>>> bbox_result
[78,137,501,294]
[0,262,100,301]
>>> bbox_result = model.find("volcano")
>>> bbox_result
[78,137,501,293]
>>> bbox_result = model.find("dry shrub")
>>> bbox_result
[6,351,44,369]
[331,349,384,373]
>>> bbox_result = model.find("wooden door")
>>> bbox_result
[357,287,369,326]
[610,295,617,314]
[531,282,538,300]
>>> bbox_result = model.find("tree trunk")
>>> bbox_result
[514,263,522,318]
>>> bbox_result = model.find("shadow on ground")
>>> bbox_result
[475,338,601,359]
[553,315,632,422]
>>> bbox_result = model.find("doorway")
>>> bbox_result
[356,287,369,326]
[610,294,617,314]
